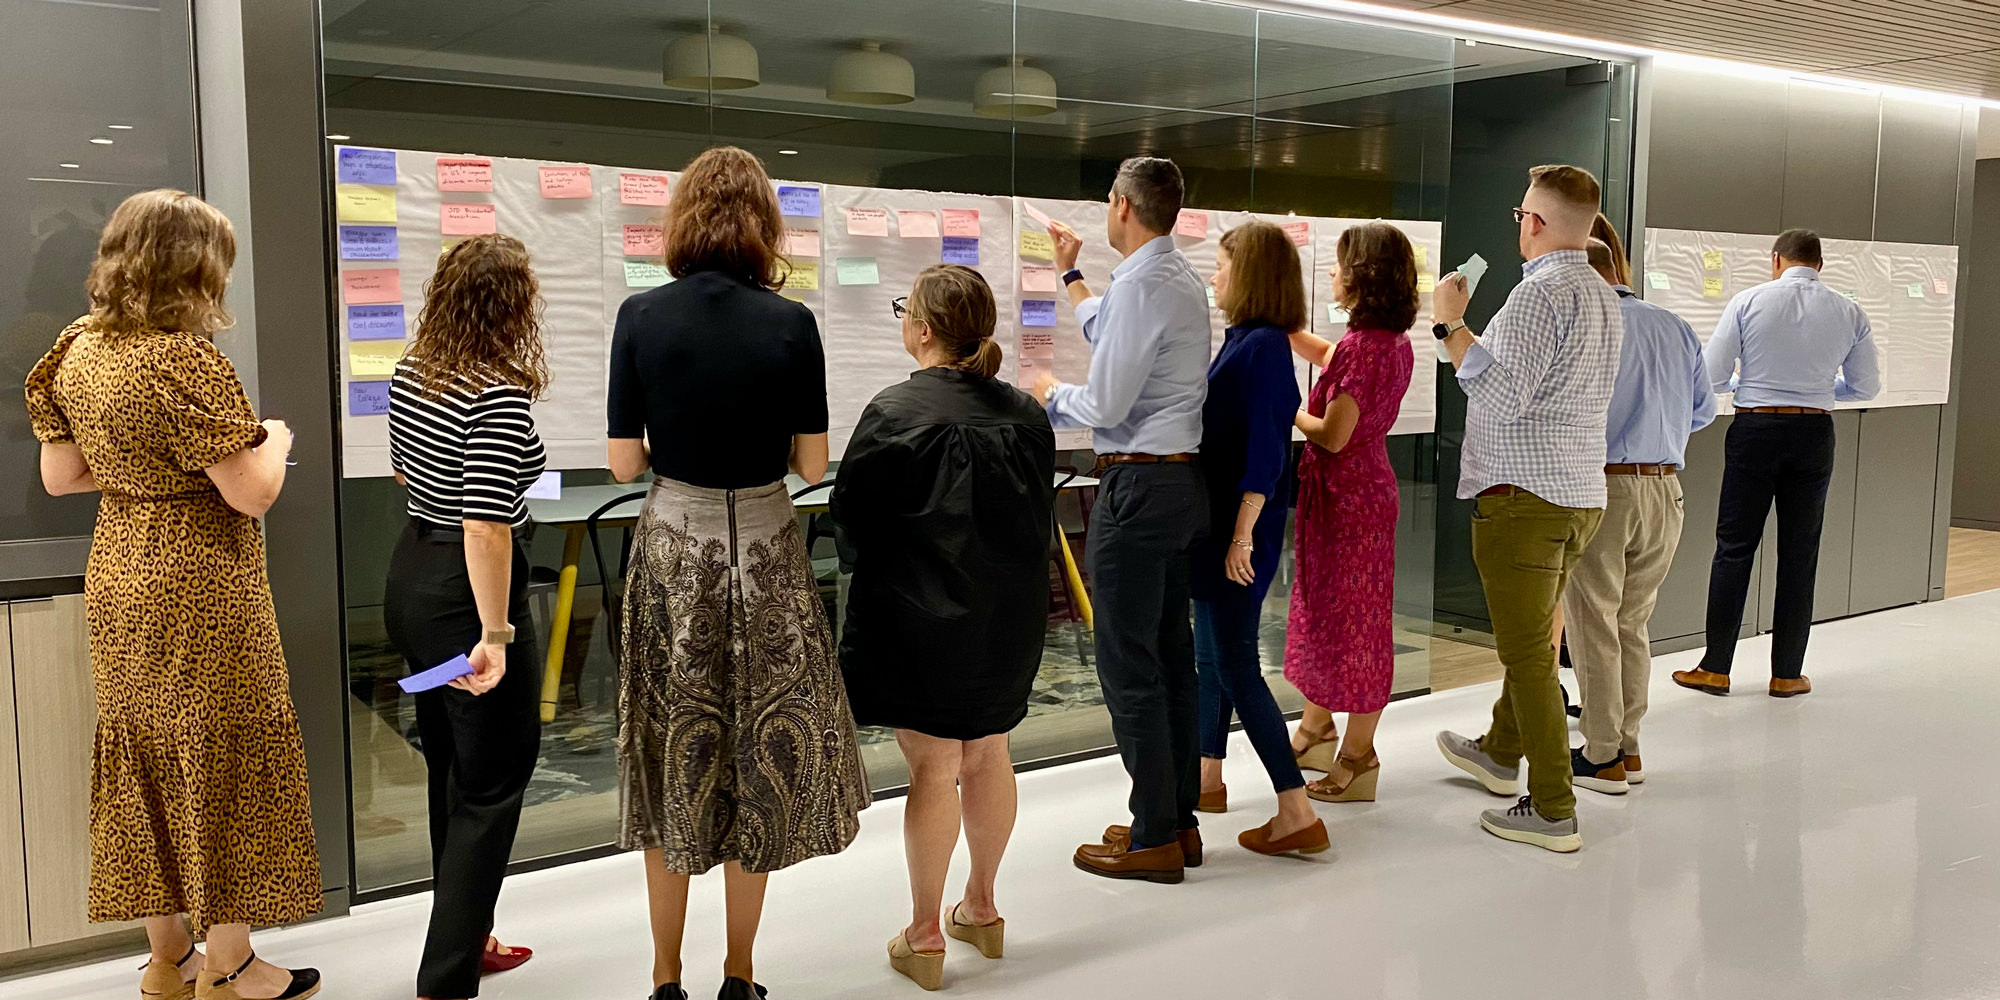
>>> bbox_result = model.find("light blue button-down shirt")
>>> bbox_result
[1606,287,1716,467]
[1047,234,1209,455]
[1703,265,1880,410]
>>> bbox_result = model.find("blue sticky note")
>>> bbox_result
[941,236,980,266]
[337,147,398,186]
[348,304,405,340]
[339,225,398,261]
[348,379,391,416]
[398,654,474,693]
[777,185,821,217]
[1021,299,1057,327]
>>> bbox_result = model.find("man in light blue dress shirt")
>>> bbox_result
[1563,237,1716,796]
[1032,157,1212,883]
[1675,229,1879,699]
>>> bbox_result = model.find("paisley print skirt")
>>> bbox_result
[616,477,869,874]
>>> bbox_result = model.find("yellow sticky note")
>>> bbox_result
[782,260,819,291]
[1019,229,1055,261]
[1414,246,1429,268]
[1701,250,1724,271]
[1702,277,1724,298]
[349,339,405,377]
[1417,272,1436,293]
[336,183,397,223]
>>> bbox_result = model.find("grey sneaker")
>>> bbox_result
[1436,730,1519,796]
[1480,796,1581,853]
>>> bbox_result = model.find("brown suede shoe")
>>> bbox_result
[1237,818,1330,856]
[1198,784,1227,813]
[1074,840,1185,883]
[1769,676,1812,698]
[1101,825,1203,867]
[1672,668,1730,696]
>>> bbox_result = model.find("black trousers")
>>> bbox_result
[1698,413,1836,680]
[1085,462,1209,849]
[383,521,541,999]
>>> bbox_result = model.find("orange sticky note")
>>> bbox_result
[941,208,980,238]
[619,173,670,206]
[898,210,939,238]
[784,230,820,258]
[539,165,592,199]
[440,203,495,236]
[623,224,664,257]
[1021,265,1060,293]
[846,207,889,237]
[342,269,401,305]
[1175,210,1209,239]
[437,158,492,192]
[1280,220,1310,247]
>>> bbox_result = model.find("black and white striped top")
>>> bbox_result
[388,360,546,529]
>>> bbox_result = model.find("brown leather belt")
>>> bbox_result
[1605,463,1675,477]
[1095,452,1196,472]
[1477,484,1529,498]
[1738,406,1828,415]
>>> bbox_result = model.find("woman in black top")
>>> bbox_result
[832,265,1055,991]
[605,146,869,1000]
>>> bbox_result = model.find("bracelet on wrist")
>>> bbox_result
[1231,539,1254,550]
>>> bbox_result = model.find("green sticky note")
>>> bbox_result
[1646,271,1670,290]
[1327,303,1348,325]
[625,261,670,287]
[1839,289,1858,302]
[1205,286,1216,307]
[1906,282,1924,298]
[836,257,880,286]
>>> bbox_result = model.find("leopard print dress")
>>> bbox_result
[24,318,322,933]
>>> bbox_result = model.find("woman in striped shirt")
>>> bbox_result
[383,234,547,1000]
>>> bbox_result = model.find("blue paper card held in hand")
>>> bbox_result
[337,147,398,186]
[941,236,980,266]
[399,654,473,694]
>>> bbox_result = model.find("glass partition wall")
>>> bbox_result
[323,0,1629,894]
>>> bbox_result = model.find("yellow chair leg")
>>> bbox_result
[540,528,584,724]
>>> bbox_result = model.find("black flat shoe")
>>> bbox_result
[718,978,768,1000]
[651,985,688,1000]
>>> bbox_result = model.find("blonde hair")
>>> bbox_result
[1590,213,1632,286]
[908,265,1001,379]
[86,189,236,336]
[406,234,549,399]
[1217,221,1306,331]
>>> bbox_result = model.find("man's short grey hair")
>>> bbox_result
[1112,157,1185,235]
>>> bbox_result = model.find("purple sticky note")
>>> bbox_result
[339,225,399,261]
[398,654,474,693]
[777,185,821,217]
[1021,298,1057,327]
[337,146,398,186]
[348,304,405,340]
[941,236,980,266]
[348,380,391,416]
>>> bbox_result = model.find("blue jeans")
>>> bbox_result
[1195,586,1305,795]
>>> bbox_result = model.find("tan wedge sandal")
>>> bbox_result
[140,944,198,1000]
[1292,724,1340,773]
[946,902,1005,959]
[889,932,946,991]
[1307,749,1380,803]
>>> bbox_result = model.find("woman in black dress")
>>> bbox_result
[831,265,1056,991]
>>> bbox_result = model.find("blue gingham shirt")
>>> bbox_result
[1456,249,1623,508]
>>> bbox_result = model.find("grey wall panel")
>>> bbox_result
[1780,84,1878,240]
[1644,65,1785,234]
[1875,99,1966,245]
[1850,407,1943,613]
[1649,418,1735,643]
[1952,160,2000,529]
[1755,411,1860,628]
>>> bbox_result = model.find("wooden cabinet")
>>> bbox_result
[0,607,27,952]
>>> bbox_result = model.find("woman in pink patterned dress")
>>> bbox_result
[1283,221,1417,802]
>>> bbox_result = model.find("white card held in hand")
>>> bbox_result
[1457,253,1490,297]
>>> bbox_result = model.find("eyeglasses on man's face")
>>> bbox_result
[1512,207,1545,226]
[890,296,909,319]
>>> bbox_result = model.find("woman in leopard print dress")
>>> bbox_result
[24,190,322,1000]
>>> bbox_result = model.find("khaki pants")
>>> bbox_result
[1472,490,1603,821]
[1562,474,1685,763]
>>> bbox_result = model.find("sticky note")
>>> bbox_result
[1017,230,1053,261]
[1906,282,1925,298]
[1021,265,1060,292]
[349,339,405,377]
[1414,245,1429,268]
[620,173,670,206]
[538,165,592,199]
[1459,254,1490,296]
[845,207,889,238]
[335,183,397,223]
[1017,357,1052,391]
[1021,330,1055,359]
[341,268,401,305]
[525,470,562,500]
[437,157,492,192]
[1417,273,1436,293]
[784,230,821,258]
[1327,303,1349,325]
[337,147,397,186]
[398,654,474,694]
[942,236,980,266]
[348,380,391,417]
[1703,277,1725,298]
[942,209,980,238]
[1280,220,1310,247]
[1206,286,1216,308]
[1702,250,1725,271]
[782,260,819,291]
[898,210,939,238]
[624,261,670,287]
[623,224,664,258]
[1839,289,1859,301]
[440,203,496,236]
[347,304,405,340]
[1174,210,1210,239]
[1933,277,1950,294]
[441,238,464,255]
[1647,271,1670,290]
[836,257,880,286]
[1023,202,1056,229]
[1021,299,1057,327]
[778,185,821,217]
[339,225,398,261]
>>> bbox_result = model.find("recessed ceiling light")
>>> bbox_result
[778,149,799,155]
[88,136,114,145]
[326,134,351,141]
[59,162,80,169]
[107,123,134,130]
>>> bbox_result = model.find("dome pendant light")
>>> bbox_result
[975,57,1058,118]
[827,41,916,105]
[663,27,760,90]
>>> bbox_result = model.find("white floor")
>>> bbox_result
[12,590,2000,1000]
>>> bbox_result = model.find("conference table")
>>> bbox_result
[525,471,1098,723]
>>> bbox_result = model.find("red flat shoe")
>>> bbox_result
[480,941,532,975]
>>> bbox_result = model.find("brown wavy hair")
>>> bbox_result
[87,189,236,336]
[1217,220,1306,331]
[664,145,789,289]
[405,234,548,398]
[1336,222,1419,332]
[1591,212,1632,286]
[909,265,1001,378]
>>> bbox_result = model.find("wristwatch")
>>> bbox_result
[1432,318,1467,340]
[482,624,517,646]
[1062,268,1084,286]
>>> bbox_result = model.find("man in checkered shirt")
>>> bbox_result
[1429,165,1623,854]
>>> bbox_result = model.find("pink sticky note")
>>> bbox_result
[941,209,980,238]
[437,158,493,192]
[898,210,939,238]
[1933,277,1949,294]
[1023,202,1055,229]
[846,207,889,238]
[1281,220,1311,247]
[784,230,820,258]
[1021,330,1056,359]
[620,173,670,207]
[1021,265,1060,293]
[539,165,592,199]
[440,203,496,236]
[623,224,664,257]
[1175,210,1210,239]
[342,269,401,305]
[1017,357,1052,391]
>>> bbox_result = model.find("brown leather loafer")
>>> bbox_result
[1074,841,1185,883]
[1238,818,1330,856]
[1672,668,1730,696]
[1101,825,1203,868]
[1198,784,1227,813]
[1769,676,1812,698]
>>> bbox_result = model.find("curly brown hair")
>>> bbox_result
[1217,220,1306,331]
[664,145,789,290]
[404,234,549,399]
[87,189,236,336]
[1336,222,1419,332]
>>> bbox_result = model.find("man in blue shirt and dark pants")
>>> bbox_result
[1674,229,1879,699]
[1034,157,1212,883]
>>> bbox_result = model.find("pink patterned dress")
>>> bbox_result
[1283,327,1415,714]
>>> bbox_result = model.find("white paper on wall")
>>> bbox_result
[1310,218,1441,437]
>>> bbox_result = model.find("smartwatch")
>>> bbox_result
[1062,268,1085,287]
[1432,319,1466,340]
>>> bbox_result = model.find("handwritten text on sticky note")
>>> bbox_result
[784,230,820,258]
[341,269,401,305]
[942,236,980,266]
[845,207,888,238]
[1647,271,1670,290]
[1174,210,1209,239]
[1021,265,1059,293]
[1021,299,1057,327]
[620,173,670,206]
[624,261,670,287]
[440,203,496,236]
[623,224,664,257]
[335,184,397,223]
[898,210,938,238]
[437,158,492,192]
[1702,250,1725,271]
[348,380,391,417]
[836,258,880,286]
[777,185,821,217]
[538,165,592,199]
[339,225,398,261]
[1021,330,1056,359]
[337,147,397,186]
[1703,277,1725,298]
[1281,220,1310,247]
[347,304,405,341]
[783,260,820,291]
[942,209,980,238]
[349,340,404,377]
[1018,230,1054,261]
